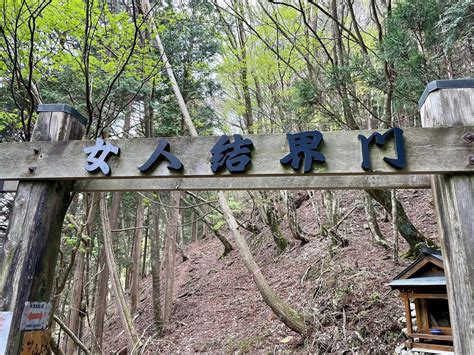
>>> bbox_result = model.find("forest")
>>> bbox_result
[0,0,472,353]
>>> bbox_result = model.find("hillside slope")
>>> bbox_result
[103,190,437,353]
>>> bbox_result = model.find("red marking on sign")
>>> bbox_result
[28,312,43,321]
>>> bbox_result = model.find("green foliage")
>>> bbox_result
[207,194,243,232]
[153,1,221,136]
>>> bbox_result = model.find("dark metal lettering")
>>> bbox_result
[138,139,183,172]
[210,135,253,173]
[280,131,325,173]
[84,138,120,175]
[358,127,406,170]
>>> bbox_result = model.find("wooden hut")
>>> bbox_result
[389,248,453,352]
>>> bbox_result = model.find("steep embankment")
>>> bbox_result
[104,190,438,353]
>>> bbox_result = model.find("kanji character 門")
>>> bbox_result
[210,134,253,173]
[280,130,325,173]
[84,138,120,175]
[358,127,406,170]
[138,139,183,172]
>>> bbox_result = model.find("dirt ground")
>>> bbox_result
[103,189,438,353]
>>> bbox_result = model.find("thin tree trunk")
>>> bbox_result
[189,202,233,257]
[258,191,288,252]
[307,190,322,233]
[391,189,399,263]
[233,0,254,133]
[150,196,163,335]
[142,207,150,277]
[191,211,197,242]
[367,189,429,256]
[143,7,307,334]
[65,193,98,355]
[364,194,389,249]
[218,192,307,335]
[99,193,140,351]
[139,0,198,137]
[94,191,121,353]
[177,211,188,262]
[64,249,85,355]
[282,191,311,244]
[163,192,181,326]
[53,315,91,355]
[130,194,145,314]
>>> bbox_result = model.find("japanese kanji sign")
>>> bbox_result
[0,127,470,183]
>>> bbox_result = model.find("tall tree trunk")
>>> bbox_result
[64,250,85,355]
[94,191,121,353]
[150,196,163,335]
[233,0,254,133]
[391,189,399,263]
[163,192,181,326]
[142,6,306,334]
[63,192,98,354]
[99,193,140,351]
[130,194,145,314]
[142,207,150,277]
[218,192,307,335]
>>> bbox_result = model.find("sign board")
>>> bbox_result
[0,127,471,182]
[20,330,50,355]
[19,303,51,331]
[0,312,13,354]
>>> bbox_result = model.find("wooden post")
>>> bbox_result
[0,105,85,354]
[420,80,474,354]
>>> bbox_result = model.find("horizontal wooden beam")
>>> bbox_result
[0,127,471,183]
[411,333,453,341]
[0,174,431,192]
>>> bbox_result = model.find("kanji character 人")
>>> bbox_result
[138,139,183,172]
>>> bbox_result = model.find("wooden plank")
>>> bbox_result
[74,174,432,191]
[403,293,413,336]
[0,175,431,192]
[411,332,453,341]
[2,175,433,192]
[421,84,474,354]
[408,293,448,300]
[412,343,454,352]
[0,127,471,181]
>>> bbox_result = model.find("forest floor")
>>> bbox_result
[103,189,438,353]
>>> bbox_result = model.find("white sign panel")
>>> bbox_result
[19,302,51,331]
[0,312,13,354]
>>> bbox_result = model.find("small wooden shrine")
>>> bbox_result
[389,248,453,352]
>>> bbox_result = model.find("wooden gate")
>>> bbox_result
[0,80,472,353]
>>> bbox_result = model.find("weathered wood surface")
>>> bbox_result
[0,127,471,181]
[0,174,431,192]
[421,85,474,354]
[0,111,84,354]
[74,174,432,191]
